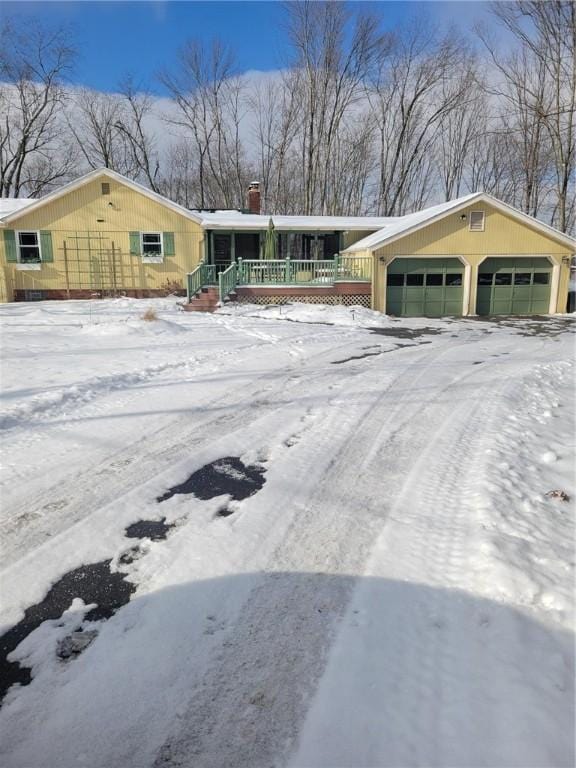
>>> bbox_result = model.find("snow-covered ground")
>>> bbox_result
[0,298,574,768]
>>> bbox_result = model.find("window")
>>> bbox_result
[494,273,512,285]
[425,273,443,286]
[469,211,485,231]
[533,272,550,285]
[141,233,163,256]
[101,182,110,195]
[406,274,424,286]
[387,273,404,286]
[514,272,532,285]
[24,290,46,301]
[17,231,41,263]
[478,273,493,285]
[445,273,463,286]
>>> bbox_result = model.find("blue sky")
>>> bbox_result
[1,1,492,94]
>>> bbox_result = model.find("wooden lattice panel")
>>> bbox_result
[234,294,371,308]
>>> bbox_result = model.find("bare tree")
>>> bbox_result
[161,39,254,209]
[0,19,77,197]
[285,0,380,214]
[368,22,472,215]
[436,70,486,200]
[478,1,575,231]
[67,88,134,173]
[115,77,161,192]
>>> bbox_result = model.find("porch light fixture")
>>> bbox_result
[379,255,387,263]
[460,214,467,220]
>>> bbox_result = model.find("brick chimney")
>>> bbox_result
[247,181,261,214]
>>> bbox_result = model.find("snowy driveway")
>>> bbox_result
[0,300,574,768]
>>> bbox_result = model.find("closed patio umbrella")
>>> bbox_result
[264,217,277,260]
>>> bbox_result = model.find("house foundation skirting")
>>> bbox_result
[13,288,187,302]
[232,283,371,308]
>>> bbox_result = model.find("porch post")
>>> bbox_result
[334,253,340,281]
[285,257,292,283]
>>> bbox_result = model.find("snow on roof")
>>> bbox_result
[343,194,481,252]
[199,212,397,231]
[0,168,204,225]
[0,198,35,219]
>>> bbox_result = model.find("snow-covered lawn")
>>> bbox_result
[0,298,574,768]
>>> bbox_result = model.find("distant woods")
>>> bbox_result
[0,1,574,232]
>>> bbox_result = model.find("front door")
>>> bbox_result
[213,233,232,273]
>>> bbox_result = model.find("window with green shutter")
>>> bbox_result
[129,232,141,255]
[3,230,17,262]
[40,231,53,262]
[16,231,41,263]
[163,232,175,256]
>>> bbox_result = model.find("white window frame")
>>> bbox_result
[469,211,485,232]
[140,231,164,262]
[16,230,42,268]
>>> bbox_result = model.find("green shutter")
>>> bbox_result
[3,230,17,262]
[40,231,53,262]
[163,232,175,256]
[129,232,140,255]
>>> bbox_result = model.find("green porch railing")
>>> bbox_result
[336,255,372,281]
[187,263,216,300]
[218,262,237,303]
[188,256,372,300]
[237,259,338,285]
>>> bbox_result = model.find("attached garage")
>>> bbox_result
[386,258,464,317]
[476,257,552,315]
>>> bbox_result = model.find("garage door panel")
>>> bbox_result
[423,302,443,317]
[492,300,512,313]
[511,299,532,313]
[476,257,552,315]
[403,303,424,316]
[532,285,550,300]
[385,258,464,316]
[405,287,424,300]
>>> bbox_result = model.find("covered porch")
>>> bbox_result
[185,252,372,312]
[206,230,343,271]
[187,254,372,304]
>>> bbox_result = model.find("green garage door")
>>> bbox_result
[476,258,551,315]
[386,258,464,317]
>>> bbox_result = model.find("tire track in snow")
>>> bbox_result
[291,345,573,768]
[0,327,374,567]
[152,334,501,768]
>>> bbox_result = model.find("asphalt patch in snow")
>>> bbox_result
[156,457,266,504]
[332,341,431,364]
[0,560,136,705]
[368,326,443,339]
[466,315,576,337]
[125,518,174,541]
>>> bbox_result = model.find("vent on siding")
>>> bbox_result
[469,211,485,231]
[25,290,46,301]
[101,182,111,195]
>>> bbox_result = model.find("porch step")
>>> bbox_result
[185,286,220,313]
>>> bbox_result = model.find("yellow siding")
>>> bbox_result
[0,174,205,299]
[372,202,573,313]
[342,231,376,249]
